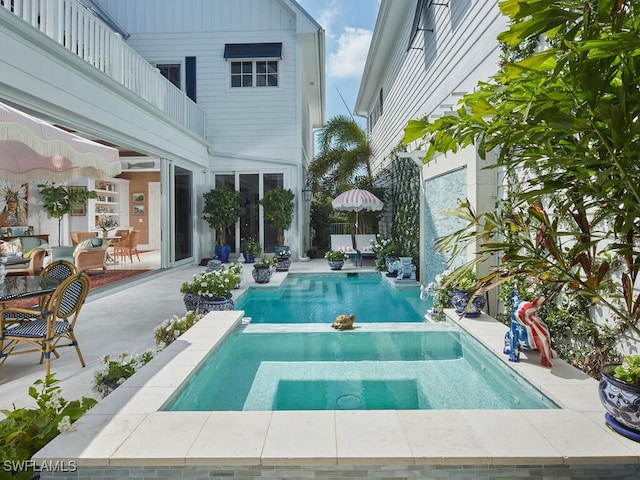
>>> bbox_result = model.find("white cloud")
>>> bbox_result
[297,0,341,40]
[327,27,372,80]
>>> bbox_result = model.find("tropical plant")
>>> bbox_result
[259,188,294,246]
[308,115,373,197]
[202,187,242,246]
[180,264,241,299]
[0,374,96,478]
[403,0,640,342]
[38,183,97,246]
[324,250,348,262]
[92,350,156,397]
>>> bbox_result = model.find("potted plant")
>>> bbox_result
[38,183,97,246]
[202,187,242,262]
[444,268,486,318]
[242,237,261,263]
[259,188,294,250]
[92,349,156,398]
[273,248,292,271]
[599,355,640,439]
[180,264,240,313]
[252,256,273,284]
[324,250,348,270]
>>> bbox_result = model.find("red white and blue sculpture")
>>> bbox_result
[503,294,556,367]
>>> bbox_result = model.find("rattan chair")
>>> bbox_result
[41,260,77,282]
[114,230,140,263]
[0,273,90,374]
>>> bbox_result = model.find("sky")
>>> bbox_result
[296,0,381,125]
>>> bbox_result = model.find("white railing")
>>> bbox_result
[1,0,205,136]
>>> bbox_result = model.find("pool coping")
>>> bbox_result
[34,309,640,467]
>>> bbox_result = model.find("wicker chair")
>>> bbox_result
[0,273,90,374]
[70,231,98,246]
[113,230,140,263]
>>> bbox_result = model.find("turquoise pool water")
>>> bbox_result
[164,273,557,411]
[235,272,425,323]
[164,328,558,411]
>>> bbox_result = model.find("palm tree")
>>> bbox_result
[308,116,372,196]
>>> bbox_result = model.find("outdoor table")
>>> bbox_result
[0,275,60,309]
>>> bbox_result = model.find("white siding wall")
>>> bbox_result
[96,0,302,162]
[362,1,506,173]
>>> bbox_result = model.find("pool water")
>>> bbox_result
[164,328,558,411]
[235,272,425,323]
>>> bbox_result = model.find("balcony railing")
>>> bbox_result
[1,0,205,137]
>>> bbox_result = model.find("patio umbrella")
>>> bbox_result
[0,101,121,183]
[331,188,383,249]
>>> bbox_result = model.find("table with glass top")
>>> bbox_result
[0,275,60,308]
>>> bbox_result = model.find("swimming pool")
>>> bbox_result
[235,272,425,323]
[164,325,558,411]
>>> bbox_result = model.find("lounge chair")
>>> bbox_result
[330,234,359,265]
[355,234,377,263]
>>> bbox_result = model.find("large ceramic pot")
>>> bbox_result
[328,260,344,270]
[252,265,272,284]
[275,257,291,272]
[450,288,486,317]
[599,365,640,437]
[183,292,234,314]
[214,245,231,263]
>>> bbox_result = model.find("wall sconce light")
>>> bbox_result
[302,184,313,202]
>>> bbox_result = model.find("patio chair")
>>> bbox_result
[70,231,98,246]
[41,260,77,282]
[0,273,90,375]
[330,234,359,265]
[355,234,377,263]
[113,230,141,263]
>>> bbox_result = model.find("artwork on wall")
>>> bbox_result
[69,186,87,216]
[133,205,145,215]
[0,181,28,227]
[133,192,145,203]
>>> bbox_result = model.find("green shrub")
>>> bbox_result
[0,375,96,478]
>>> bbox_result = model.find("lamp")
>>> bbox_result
[302,184,313,202]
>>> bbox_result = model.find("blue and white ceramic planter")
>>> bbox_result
[451,288,486,317]
[183,293,234,314]
[252,266,272,283]
[599,365,640,439]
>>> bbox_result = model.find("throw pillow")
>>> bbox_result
[0,239,23,255]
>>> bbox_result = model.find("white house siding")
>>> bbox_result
[358,0,506,174]
[96,0,302,162]
[95,0,322,257]
[356,0,506,296]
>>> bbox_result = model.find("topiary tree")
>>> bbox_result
[38,183,97,246]
[202,187,242,246]
[259,188,294,246]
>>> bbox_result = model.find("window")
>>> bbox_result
[225,42,282,88]
[368,88,384,132]
[156,64,181,89]
[230,60,278,88]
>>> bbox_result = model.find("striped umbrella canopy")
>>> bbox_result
[332,188,383,246]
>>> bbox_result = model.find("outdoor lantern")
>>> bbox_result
[302,185,313,202]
